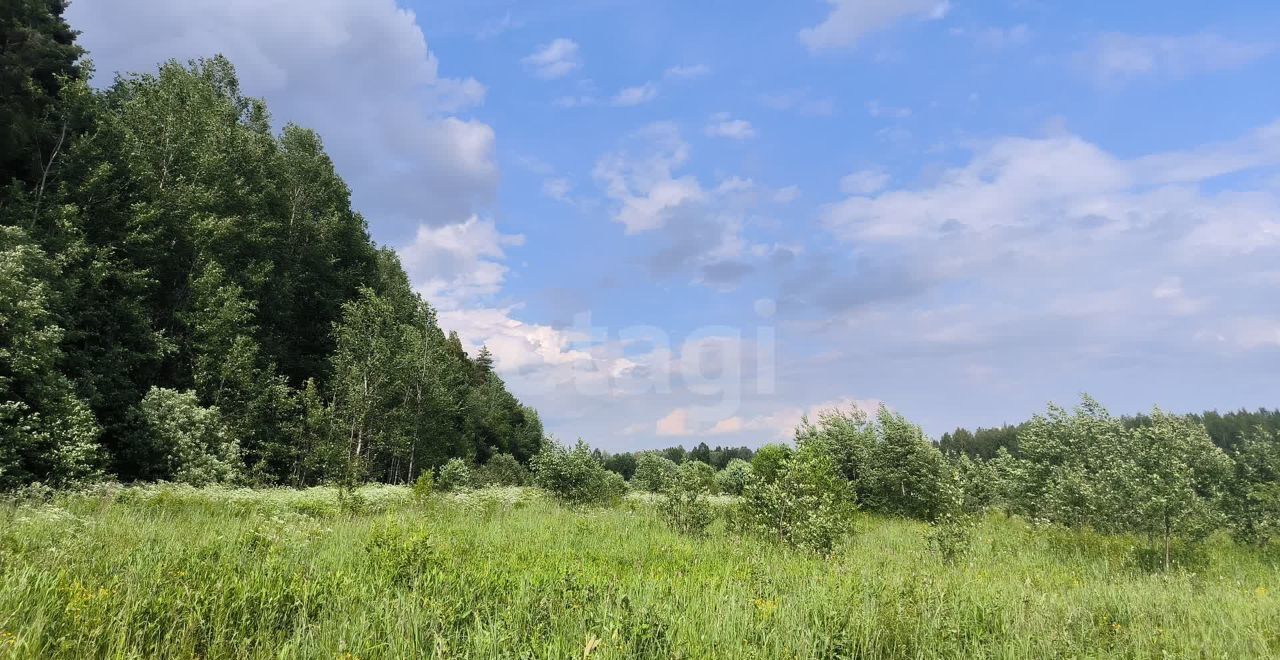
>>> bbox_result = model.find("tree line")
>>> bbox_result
[529,398,1279,569]
[0,2,543,489]
[940,407,1280,459]
[595,442,755,480]
[730,397,1279,567]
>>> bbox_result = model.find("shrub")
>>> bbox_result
[632,452,678,492]
[738,442,856,555]
[1224,430,1280,546]
[137,387,240,486]
[659,462,715,536]
[476,452,530,487]
[954,454,999,514]
[796,404,952,522]
[532,440,626,505]
[751,443,792,483]
[714,458,753,495]
[680,460,716,492]
[437,458,473,492]
[925,513,975,565]
[1126,410,1232,570]
[411,472,435,501]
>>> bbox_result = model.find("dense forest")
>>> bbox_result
[939,408,1280,459]
[0,1,543,490]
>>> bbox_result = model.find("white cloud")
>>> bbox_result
[664,64,711,80]
[524,38,582,79]
[709,397,885,440]
[705,113,757,140]
[799,0,950,52]
[592,123,794,287]
[822,121,1280,245]
[593,123,704,233]
[1151,277,1204,316]
[610,82,659,106]
[839,169,890,194]
[476,11,519,40]
[68,0,496,231]
[800,118,1280,416]
[773,186,801,204]
[1079,33,1273,86]
[398,216,524,309]
[656,409,692,436]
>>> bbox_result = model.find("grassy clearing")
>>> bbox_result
[1,485,1277,658]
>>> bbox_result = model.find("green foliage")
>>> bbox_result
[1002,395,1131,531]
[136,387,240,486]
[531,440,625,505]
[954,454,1000,514]
[997,397,1239,570]
[1224,429,1280,546]
[925,470,974,564]
[410,471,434,501]
[750,443,792,483]
[476,452,530,487]
[1126,410,1232,570]
[0,47,544,489]
[0,227,101,489]
[796,404,952,521]
[714,458,753,495]
[631,451,678,492]
[657,461,715,536]
[0,0,83,186]
[738,441,856,555]
[677,459,715,491]
[436,458,473,492]
[925,514,975,565]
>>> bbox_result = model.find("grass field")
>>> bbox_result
[1,484,1277,658]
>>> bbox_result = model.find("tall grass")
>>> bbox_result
[1,484,1277,658]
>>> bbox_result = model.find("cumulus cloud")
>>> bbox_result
[591,124,780,287]
[68,0,496,232]
[705,113,757,140]
[821,121,1280,244]
[1078,33,1273,86]
[593,123,704,234]
[799,0,950,52]
[523,38,583,79]
[397,216,524,309]
[799,118,1280,409]
[656,409,692,436]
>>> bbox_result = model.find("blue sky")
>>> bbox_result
[71,0,1280,450]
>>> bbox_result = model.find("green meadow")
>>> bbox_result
[2,484,1276,659]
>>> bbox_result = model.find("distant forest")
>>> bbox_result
[0,2,543,489]
[940,408,1280,460]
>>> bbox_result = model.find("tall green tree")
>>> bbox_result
[0,226,100,488]
[0,0,82,188]
[1126,409,1232,570]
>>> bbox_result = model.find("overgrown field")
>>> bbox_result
[1,485,1277,659]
